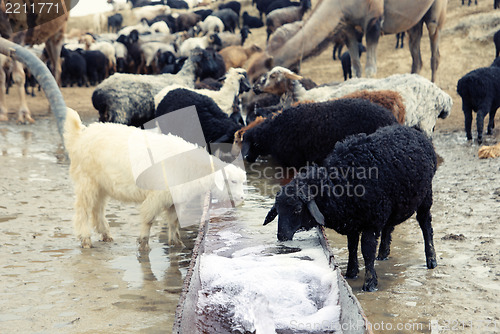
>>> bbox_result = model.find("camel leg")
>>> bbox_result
[408,21,424,75]
[345,27,363,78]
[425,3,444,83]
[44,29,65,86]
[364,17,382,78]
[0,66,8,121]
[12,61,34,124]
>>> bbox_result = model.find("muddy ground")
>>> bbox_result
[1,0,500,333]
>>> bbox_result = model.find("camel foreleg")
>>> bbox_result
[364,17,382,78]
[11,61,34,124]
[408,21,424,76]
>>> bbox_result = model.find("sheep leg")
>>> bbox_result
[345,232,360,279]
[92,191,113,243]
[138,196,164,252]
[476,109,487,144]
[463,104,473,141]
[487,108,497,135]
[408,21,424,75]
[361,228,379,292]
[164,205,185,247]
[376,224,395,261]
[73,183,96,248]
[416,192,437,270]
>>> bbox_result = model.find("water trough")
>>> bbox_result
[174,192,372,334]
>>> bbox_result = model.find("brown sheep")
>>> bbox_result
[478,143,500,158]
[265,0,311,42]
[220,44,263,71]
[244,51,274,83]
[340,90,406,124]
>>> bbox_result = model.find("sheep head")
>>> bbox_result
[253,66,303,95]
[264,169,327,241]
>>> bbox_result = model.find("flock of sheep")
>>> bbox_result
[1,0,499,293]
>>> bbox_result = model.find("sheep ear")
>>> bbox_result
[214,170,225,192]
[263,205,278,225]
[307,199,325,226]
[264,57,274,70]
[284,72,303,81]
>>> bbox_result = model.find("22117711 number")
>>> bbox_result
[5,1,59,14]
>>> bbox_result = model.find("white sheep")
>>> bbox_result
[141,41,176,69]
[90,41,117,73]
[254,68,453,137]
[64,108,247,251]
[150,21,170,34]
[132,5,171,22]
[154,68,250,116]
[179,34,221,57]
[198,16,225,35]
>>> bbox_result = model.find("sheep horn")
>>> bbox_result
[307,199,325,226]
[263,205,278,225]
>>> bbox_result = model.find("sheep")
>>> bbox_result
[176,13,202,32]
[199,16,225,35]
[218,26,251,49]
[107,13,123,33]
[457,66,500,143]
[265,0,311,41]
[478,142,500,158]
[113,41,128,73]
[395,31,405,49]
[340,44,366,81]
[194,9,213,21]
[492,57,500,67]
[219,44,263,71]
[154,50,177,74]
[244,51,274,83]
[92,49,206,127]
[141,41,176,73]
[195,48,226,81]
[64,108,246,250]
[166,0,189,9]
[118,22,153,35]
[253,68,452,137]
[179,34,222,57]
[242,11,264,29]
[150,21,170,34]
[266,0,301,15]
[211,9,239,33]
[117,30,145,74]
[240,98,398,168]
[218,1,241,18]
[133,5,171,22]
[76,49,109,85]
[88,41,117,75]
[60,46,88,87]
[155,67,251,119]
[155,88,243,144]
[231,116,268,156]
[263,124,438,292]
[494,29,500,59]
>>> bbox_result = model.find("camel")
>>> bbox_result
[0,0,69,123]
[263,0,447,82]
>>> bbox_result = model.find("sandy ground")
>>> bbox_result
[1,0,500,333]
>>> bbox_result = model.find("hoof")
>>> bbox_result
[137,237,151,252]
[427,258,438,269]
[376,255,389,261]
[102,235,114,242]
[81,237,92,248]
[345,269,359,279]
[362,282,378,292]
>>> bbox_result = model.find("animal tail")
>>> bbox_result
[64,108,85,152]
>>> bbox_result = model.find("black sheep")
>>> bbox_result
[194,9,213,21]
[264,125,438,292]
[155,50,177,74]
[457,66,500,143]
[155,88,242,144]
[107,13,123,33]
[75,49,107,86]
[167,0,188,9]
[340,43,366,81]
[265,0,300,16]
[218,1,241,18]
[242,11,264,29]
[60,46,88,87]
[241,98,398,168]
[197,48,226,81]
[491,57,500,67]
[494,29,500,59]
[211,9,239,32]
[116,30,144,74]
[395,31,405,49]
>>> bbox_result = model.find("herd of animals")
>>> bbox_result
[0,0,500,292]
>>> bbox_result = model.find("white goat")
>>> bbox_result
[132,5,171,22]
[64,108,247,251]
[255,68,453,137]
[155,68,249,116]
